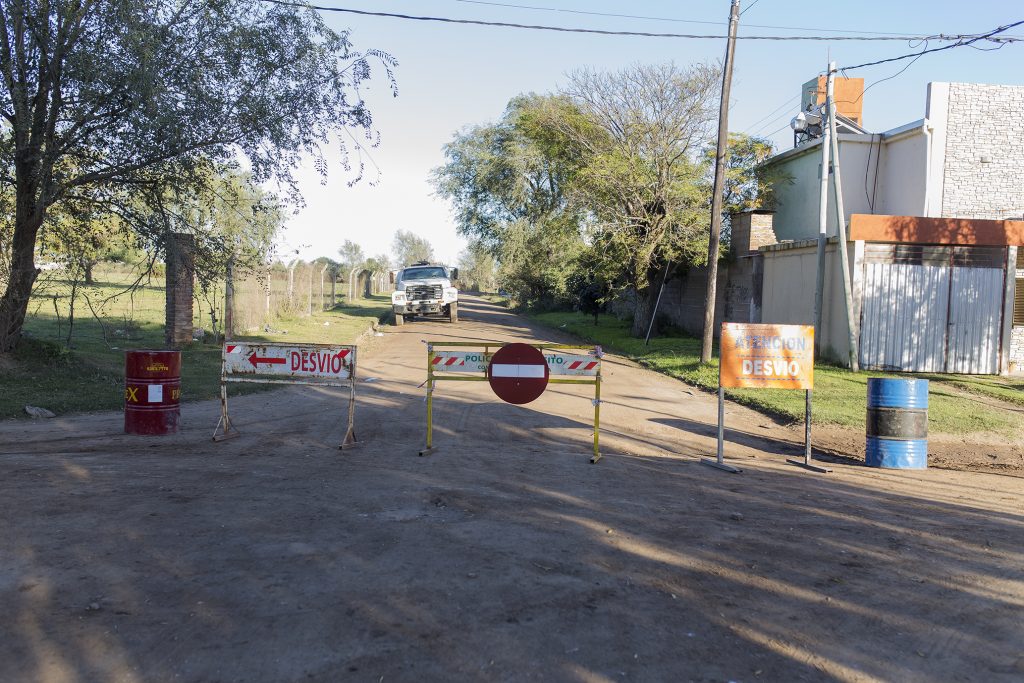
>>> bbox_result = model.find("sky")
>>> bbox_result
[275,0,1024,266]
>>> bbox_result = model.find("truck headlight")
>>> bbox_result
[443,288,457,302]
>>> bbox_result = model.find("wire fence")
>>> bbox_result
[22,261,393,349]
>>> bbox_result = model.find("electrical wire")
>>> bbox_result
[448,0,1015,38]
[739,0,763,17]
[260,1,1021,42]
[840,19,1024,70]
[746,94,800,134]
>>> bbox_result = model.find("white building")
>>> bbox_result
[754,81,1024,374]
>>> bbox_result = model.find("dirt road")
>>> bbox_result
[2,296,1022,682]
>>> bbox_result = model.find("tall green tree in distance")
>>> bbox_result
[553,62,721,336]
[392,230,434,267]
[0,0,397,351]
[433,94,585,309]
[338,240,366,275]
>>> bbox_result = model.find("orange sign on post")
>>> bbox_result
[720,323,814,390]
[704,323,827,475]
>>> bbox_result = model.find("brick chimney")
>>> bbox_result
[730,211,776,256]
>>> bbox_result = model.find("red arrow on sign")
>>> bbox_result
[248,352,286,368]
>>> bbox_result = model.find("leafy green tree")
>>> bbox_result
[0,0,397,351]
[457,242,497,292]
[364,253,391,273]
[433,94,584,306]
[338,240,366,275]
[550,62,720,336]
[391,230,434,267]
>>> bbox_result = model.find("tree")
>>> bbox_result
[364,253,390,273]
[0,0,397,351]
[457,242,497,292]
[337,240,366,275]
[551,62,721,336]
[433,94,585,307]
[709,133,783,248]
[392,229,433,267]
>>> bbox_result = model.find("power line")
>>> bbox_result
[451,0,1015,38]
[840,19,1024,70]
[746,94,800,134]
[739,0,763,17]
[261,1,1022,42]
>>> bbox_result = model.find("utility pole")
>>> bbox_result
[812,62,834,358]
[826,65,859,371]
[700,0,741,364]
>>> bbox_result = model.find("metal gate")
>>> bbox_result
[859,245,1006,374]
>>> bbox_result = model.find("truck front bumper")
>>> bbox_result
[394,301,448,316]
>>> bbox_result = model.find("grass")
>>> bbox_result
[528,310,1023,436]
[1,265,391,419]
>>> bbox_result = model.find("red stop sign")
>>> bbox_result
[487,343,549,404]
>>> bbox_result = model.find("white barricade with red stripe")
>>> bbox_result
[213,340,358,449]
[421,341,604,463]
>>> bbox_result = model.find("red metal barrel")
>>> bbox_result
[125,350,181,435]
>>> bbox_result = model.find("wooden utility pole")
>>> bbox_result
[700,0,741,364]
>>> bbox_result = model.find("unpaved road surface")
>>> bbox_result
[2,296,1022,682]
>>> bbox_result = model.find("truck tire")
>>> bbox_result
[449,302,458,323]
[394,311,405,326]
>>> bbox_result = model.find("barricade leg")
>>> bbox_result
[339,380,358,450]
[419,346,436,456]
[212,380,240,441]
[590,374,602,463]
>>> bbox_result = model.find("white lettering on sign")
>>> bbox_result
[546,353,600,376]
[491,364,546,378]
[224,342,355,380]
[431,351,489,373]
[740,359,802,378]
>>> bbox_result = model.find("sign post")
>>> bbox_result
[704,323,828,473]
[213,341,358,449]
[420,341,603,462]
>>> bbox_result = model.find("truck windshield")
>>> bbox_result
[402,267,446,280]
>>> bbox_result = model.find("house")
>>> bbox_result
[752,79,1024,374]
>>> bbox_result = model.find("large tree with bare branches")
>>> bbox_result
[0,0,396,351]
[554,62,720,336]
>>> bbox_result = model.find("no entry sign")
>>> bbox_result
[487,343,550,404]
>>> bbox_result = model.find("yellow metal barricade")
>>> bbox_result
[419,341,603,463]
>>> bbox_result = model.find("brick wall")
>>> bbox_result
[729,211,777,256]
[1010,328,1024,372]
[942,83,1024,220]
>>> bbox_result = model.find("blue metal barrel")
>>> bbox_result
[865,378,928,469]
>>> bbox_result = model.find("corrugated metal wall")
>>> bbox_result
[859,245,1007,374]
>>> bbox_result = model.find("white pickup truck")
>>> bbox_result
[391,262,459,326]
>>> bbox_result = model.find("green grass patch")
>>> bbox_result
[529,311,1022,436]
[1,266,391,419]
[476,292,510,307]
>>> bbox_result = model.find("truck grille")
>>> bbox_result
[406,284,442,300]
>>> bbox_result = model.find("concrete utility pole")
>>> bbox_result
[826,66,860,371]
[700,0,741,364]
[812,62,834,358]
